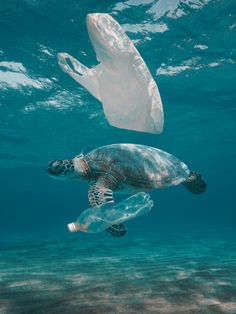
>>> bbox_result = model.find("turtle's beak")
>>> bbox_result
[47,160,63,176]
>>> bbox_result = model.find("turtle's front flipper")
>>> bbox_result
[88,175,128,237]
[106,224,127,237]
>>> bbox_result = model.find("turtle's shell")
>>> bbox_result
[84,144,190,190]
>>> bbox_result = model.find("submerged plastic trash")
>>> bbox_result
[58,13,164,134]
[67,192,153,233]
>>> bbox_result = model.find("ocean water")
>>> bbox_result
[0,0,236,313]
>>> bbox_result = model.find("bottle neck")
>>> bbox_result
[67,221,88,233]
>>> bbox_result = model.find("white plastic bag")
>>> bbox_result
[58,13,164,134]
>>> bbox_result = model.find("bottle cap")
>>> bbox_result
[67,222,79,232]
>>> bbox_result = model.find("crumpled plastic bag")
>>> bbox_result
[58,13,164,134]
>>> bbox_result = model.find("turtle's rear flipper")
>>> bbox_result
[106,223,127,237]
[182,171,207,194]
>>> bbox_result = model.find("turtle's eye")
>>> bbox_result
[48,160,63,175]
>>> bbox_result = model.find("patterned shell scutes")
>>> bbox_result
[84,144,190,189]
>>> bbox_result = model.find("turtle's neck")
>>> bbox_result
[73,157,90,178]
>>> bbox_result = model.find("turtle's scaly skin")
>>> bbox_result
[83,144,190,192]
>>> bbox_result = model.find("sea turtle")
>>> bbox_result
[47,144,206,237]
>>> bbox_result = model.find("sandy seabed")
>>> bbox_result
[0,231,235,314]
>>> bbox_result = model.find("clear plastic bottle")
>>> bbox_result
[67,192,153,233]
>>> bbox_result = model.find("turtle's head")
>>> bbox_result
[47,159,75,180]
[47,156,90,181]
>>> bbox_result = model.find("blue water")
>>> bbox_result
[0,0,236,313]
